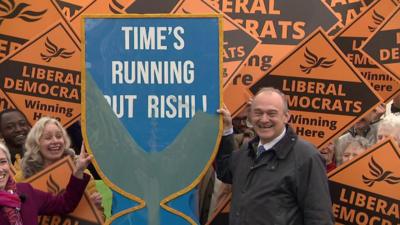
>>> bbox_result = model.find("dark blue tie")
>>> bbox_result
[257,145,266,158]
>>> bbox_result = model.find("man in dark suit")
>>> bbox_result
[216,87,334,225]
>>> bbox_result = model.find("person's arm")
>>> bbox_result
[216,134,236,184]
[296,151,334,225]
[75,145,104,212]
[215,106,236,184]
[36,173,90,214]
[37,144,92,214]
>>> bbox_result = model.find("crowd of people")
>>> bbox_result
[0,137,91,224]
[0,110,105,224]
[0,89,399,225]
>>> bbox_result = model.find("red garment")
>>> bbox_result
[326,162,336,173]
[0,173,23,225]
[0,174,90,225]
[0,191,20,208]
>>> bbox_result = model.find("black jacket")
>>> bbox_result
[216,125,334,225]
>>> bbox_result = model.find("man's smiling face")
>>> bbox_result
[249,91,289,144]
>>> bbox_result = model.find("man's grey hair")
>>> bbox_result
[253,87,289,113]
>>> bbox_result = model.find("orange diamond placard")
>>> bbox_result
[250,28,382,148]
[25,157,104,225]
[0,0,66,60]
[361,5,400,81]
[66,0,135,40]
[172,0,260,86]
[205,0,339,116]
[0,88,15,111]
[328,139,400,224]
[0,21,81,127]
[334,0,400,103]
[323,0,371,29]
[52,0,95,20]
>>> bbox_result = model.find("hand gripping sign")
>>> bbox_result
[82,15,223,225]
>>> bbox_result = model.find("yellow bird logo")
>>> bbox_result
[362,157,400,187]
[109,0,125,14]
[0,0,46,26]
[182,8,191,14]
[40,37,75,62]
[299,48,336,74]
[46,174,65,195]
[368,10,385,32]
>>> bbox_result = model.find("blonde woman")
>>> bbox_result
[0,142,91,225]
[17,117,102,211]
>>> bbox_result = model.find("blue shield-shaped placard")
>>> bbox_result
[82,15,222,225]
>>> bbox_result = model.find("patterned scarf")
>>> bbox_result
[0,174,23,225]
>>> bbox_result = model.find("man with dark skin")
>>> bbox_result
[0,109,31,163]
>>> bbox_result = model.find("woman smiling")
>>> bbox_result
[0,142,90,225]
[16,117,103,212]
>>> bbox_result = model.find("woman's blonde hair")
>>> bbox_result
[21,117,74,179]
[0,142,11,164]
